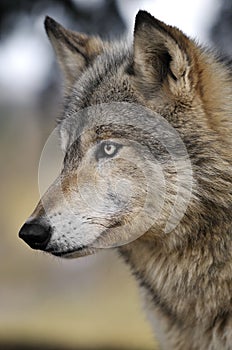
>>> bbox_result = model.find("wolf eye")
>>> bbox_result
[96,141,122,160]
[104,144,117,156]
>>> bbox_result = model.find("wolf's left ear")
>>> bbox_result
[44,17,105,87]
[132,11,195,100]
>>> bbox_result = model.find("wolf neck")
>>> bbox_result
[118,221,232,348]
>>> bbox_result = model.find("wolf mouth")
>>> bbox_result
[48,245,87,257]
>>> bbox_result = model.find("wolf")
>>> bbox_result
[19,10,232,350]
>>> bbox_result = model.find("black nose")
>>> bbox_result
[18,220,52,250]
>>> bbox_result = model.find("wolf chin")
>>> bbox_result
[19,11,232,350]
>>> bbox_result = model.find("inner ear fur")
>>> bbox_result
[44,16,105,87]
[132,11,195,100]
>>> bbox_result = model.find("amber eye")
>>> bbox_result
[96,141,122,160]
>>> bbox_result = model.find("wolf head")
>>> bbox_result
[19,11,232,258]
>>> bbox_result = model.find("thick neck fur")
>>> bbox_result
[118,212,232,349]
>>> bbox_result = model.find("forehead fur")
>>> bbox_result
[62,41,135,120]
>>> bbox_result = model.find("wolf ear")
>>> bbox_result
[132,11,194,100]
[44,17,104,87]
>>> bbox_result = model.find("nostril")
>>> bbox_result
[18,221,52,250]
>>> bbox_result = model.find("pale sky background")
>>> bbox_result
[0,0,221,104]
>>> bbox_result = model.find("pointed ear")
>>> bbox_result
[44,16,105,87]
[132,11,195,101]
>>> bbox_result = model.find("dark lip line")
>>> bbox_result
[47,245,87,257]
[46,223,121,257]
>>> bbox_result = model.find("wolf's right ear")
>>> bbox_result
[44,17,104,87]
[132,11,195,102]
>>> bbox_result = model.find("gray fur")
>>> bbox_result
[19,11,232,350]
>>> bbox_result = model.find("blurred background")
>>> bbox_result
[0,0,231,349]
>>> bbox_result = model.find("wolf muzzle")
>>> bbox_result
[18,220,52,251]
